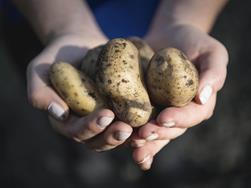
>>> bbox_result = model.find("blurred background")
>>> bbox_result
[1,0,251,187]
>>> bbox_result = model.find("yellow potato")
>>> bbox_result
[96,38,152,127]
[147,48,199,107]
[128,37,154,72]
[80,45,104,79]
[50,62,105,116]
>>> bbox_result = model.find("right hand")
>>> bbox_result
[27,33,133,151]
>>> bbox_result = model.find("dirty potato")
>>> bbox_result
[147,48,199,107]
[50,62,105,116]
[80,45,104,79]
[96,38,152,127]
[128,36,154,72]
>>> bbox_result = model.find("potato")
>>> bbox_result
[80,45,104,79]
[80,38,154,79]
[96,38,152,127]
[50,62,105,116]
[147,48,199,107]
[128,37,154,72]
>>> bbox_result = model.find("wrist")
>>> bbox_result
[49,31,108,48]
[145,23,206,50]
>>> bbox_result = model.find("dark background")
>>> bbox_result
[1,0,251,187]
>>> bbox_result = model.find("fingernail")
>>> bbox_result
[162,121,176,128]
[138,154,151,164]
[142,157,153,171]
[97,116,114,129]
[48,102,67,121]
[114,131,131,141]
[73,137,82,143]
[95,148,105,153]
[73,137,85,143]
[146,132,158,141]
[199,85,213,104]
[131,139,146,148]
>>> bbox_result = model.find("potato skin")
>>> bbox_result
[147,48,199,107]
[96,38,152,127]
[50,62,105,116]
[128,37,154,72]
[80,45,104,79]
[80,38,154,79]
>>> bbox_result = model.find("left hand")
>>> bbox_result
[131,24,228,170]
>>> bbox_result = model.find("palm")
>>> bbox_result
[133,24,228,170]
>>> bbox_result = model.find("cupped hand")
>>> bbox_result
[131,24,228,170]
[27,34,133,151]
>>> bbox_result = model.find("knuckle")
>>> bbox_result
[214,40,229,66]
[218,43,229,63]
[205,110,214,120]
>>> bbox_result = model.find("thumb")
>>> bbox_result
[195,44,228,104]
[27,61,69,120]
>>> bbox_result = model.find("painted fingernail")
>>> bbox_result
[131,139,146,148]
[73,137,85,143]
[142,157,153,171]
[73,137,82,143]
[114,131,131,141]
[95,148,105,153]
[138,154,151,164]
[146,132,158,141]
[162,121,176,128]
[48,102,67,121]
[199,85,213,104]
[97,116,114,129]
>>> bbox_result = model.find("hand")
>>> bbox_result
[27,33,133,151]
[131,24,228,170]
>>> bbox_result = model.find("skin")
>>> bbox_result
[14,0,133,151]
[14,0,229,170]
[133,0,229,170]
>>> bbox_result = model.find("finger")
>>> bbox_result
[130,131,147,148]
[157,94,216,129]
[85,121,133,152]
[49,109,115,141]
[195,43,228,105]
[137,120,187,141]
[132,140,170,170]
[27,61,69,120]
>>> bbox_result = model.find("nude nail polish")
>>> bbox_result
[138,154,151,164]
[97,116,114,128]
[114,131,131,141]
[146,133,158,141]
[199,85,213,104]
[48,102,67,121]
[162,121,176,128]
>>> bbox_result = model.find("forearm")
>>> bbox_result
[13,0,106,45]
[148,0,229,34]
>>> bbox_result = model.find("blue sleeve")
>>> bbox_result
[87,0,160,38]
[1,0,160,38]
